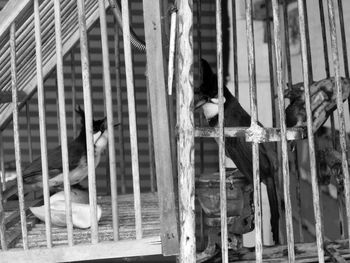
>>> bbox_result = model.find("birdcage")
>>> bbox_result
[1,0,350,262]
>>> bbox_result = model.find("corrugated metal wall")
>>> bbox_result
[0,0,219,193]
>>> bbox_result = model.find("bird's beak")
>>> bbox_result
[194,94,210,110]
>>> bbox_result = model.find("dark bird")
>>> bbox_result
[3,106,118,200]
[195,59,280,244]
[285,77,350,134]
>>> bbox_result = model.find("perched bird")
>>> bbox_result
[195,59,280,244]
[285,77,350,134]
[3,106,118,200]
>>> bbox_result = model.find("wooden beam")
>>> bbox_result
[142,0,179,256]
[0,236,162,262]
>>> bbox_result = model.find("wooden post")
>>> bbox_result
[327,0,350,252]
[297,0,324,261]
[77,0,99,244]
[54,0,73,246]
[34,0,52,248]
[176,0,196,261]
[271,1,295,261]
[121,0,142,240]
[143,0,180,256]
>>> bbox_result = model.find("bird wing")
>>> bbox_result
[22,139,86,185]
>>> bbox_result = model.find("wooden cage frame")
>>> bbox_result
[1,0,350,262]
[0,0,179,262]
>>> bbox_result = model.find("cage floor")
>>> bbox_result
[4,192,160,249]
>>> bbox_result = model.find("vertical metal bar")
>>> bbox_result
[297,0,324,261]
[327,0,350,250]
[0,132,6,250]
[71,50,77,137]
[99,0,119,241]
[113,16,126,195]
[232,0,239,99]
[25,102,33,163]
[54,0,73,247]
[245,0,262,261]
[271,1,295,261]
[283,0,304,243]
[10,22,28,250]
[121,0,142,240]
[336,0,349,78]
[77,0,99,244]
[216,0,228,262]
[265,0,276,127]
[34,0,52,248]
[0,132,5,192]
[177,0,196,261]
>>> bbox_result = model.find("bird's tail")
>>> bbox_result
[266,176,280,244]
[2,184,19,200]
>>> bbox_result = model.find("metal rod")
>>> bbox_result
[77,0,99,244]
[34,0,52,248]
[54,0,73,246]
[216,0,228,262]
[177,0,196,261]
[327,0,350,250]
[297,0,324,261]
[282,0,304,243]
[71,50,77,137]
[245,0,262,261]
[121,0,142,240]
[10,22,28,250]
[271,1,295,260]
[113,15,126,195]
[99,0,119,241]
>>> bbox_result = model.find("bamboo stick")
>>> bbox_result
[245,0,262,261]
[231,0,239,99]
[177,0,196,261]
[99,0,119,241]
[215,0,228,262]
[327,0,350,251]
[0,131,5,191]
[0,132,6,250]
[146,83,156,193]
[271,1,294,261]
[34,0,52,248]
[282,0,304,243]
[297,0,324,261]
[25,102,33,163]
[10,22,28,250]
[77,0,99,244]
[121,0,142,240]
[71,50,77,137]
[265,0,276,128]
[113,16,126,195]
[318,0,342,238]
[54,0,74,247]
